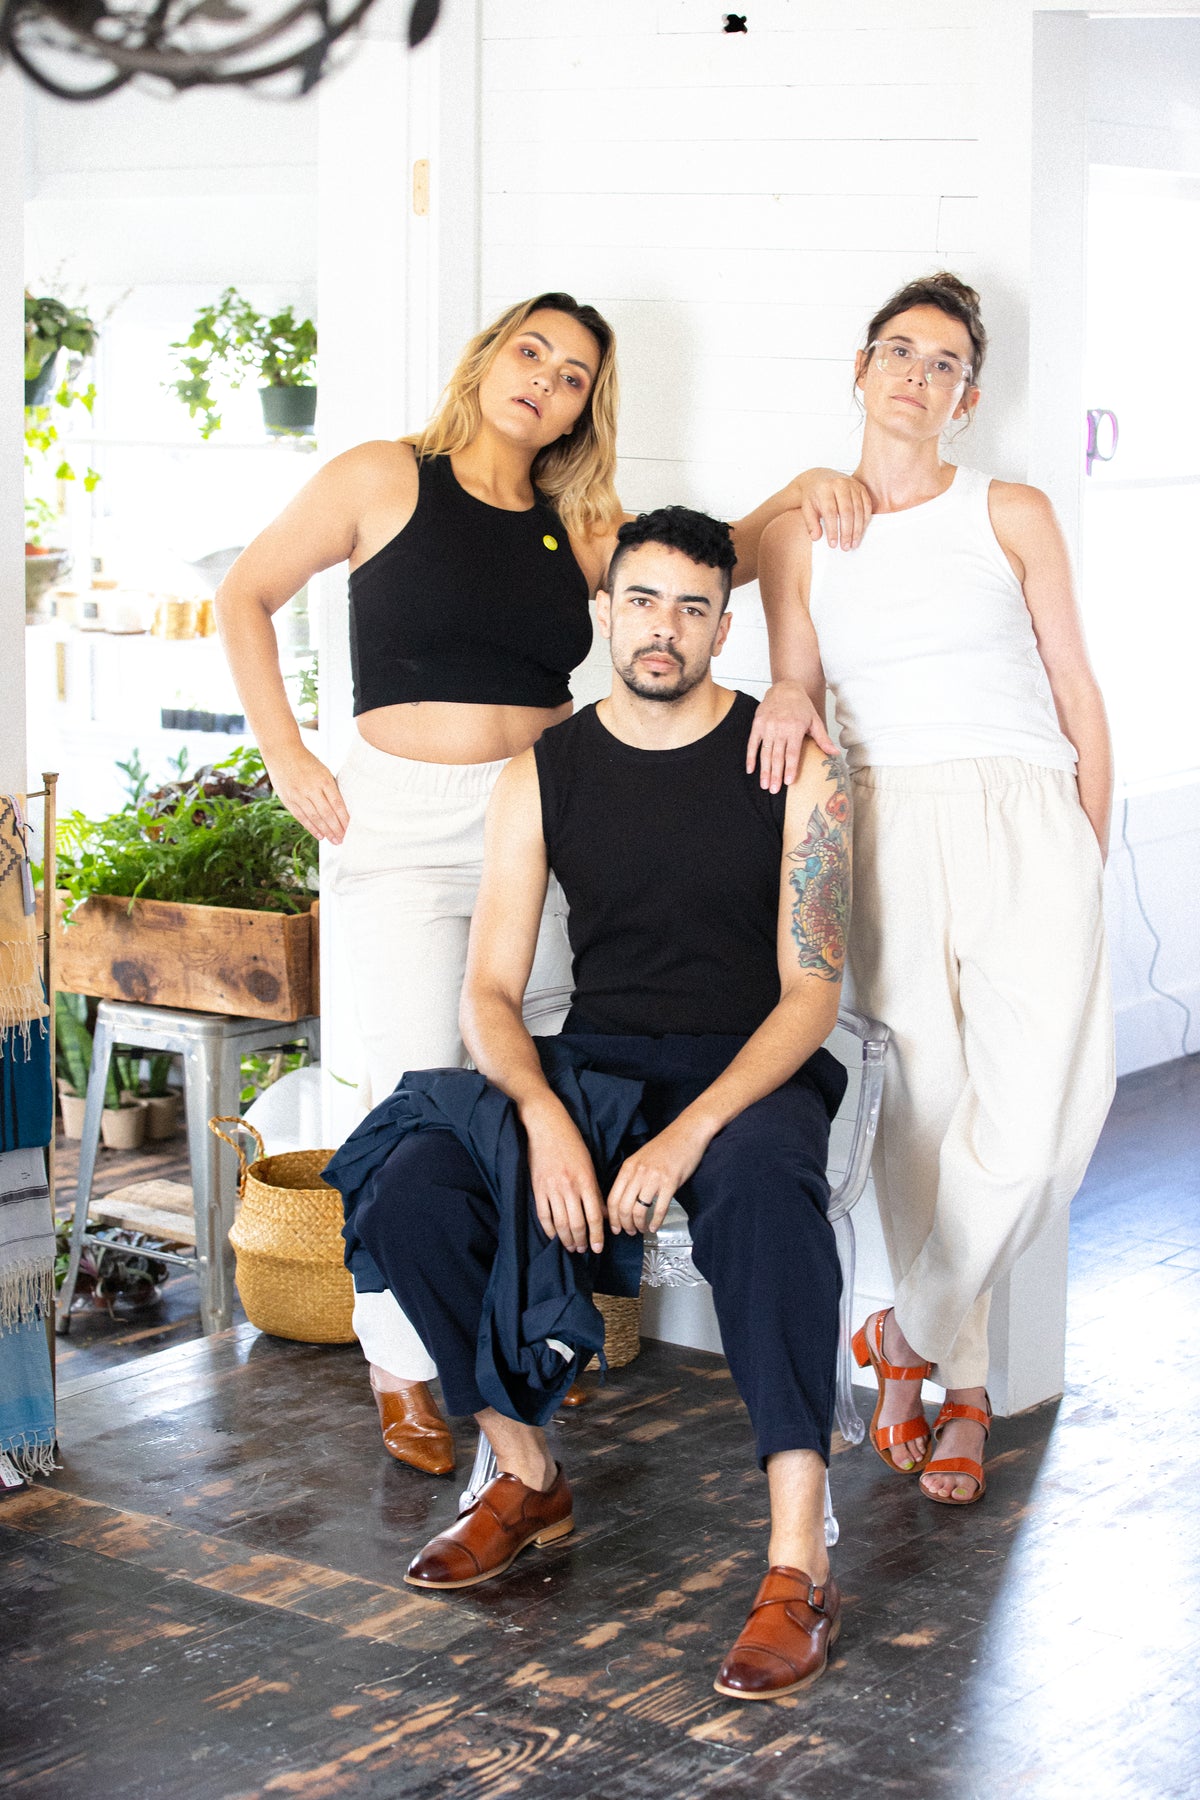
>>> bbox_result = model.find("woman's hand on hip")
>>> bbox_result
[524,1100,607,1255]
[265,741,350,844]
[607,1117,710,1237]
[747,680,836,792]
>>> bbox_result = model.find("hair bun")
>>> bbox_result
[928,270,982,311]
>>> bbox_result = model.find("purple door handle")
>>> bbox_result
[1086,409,1119,476]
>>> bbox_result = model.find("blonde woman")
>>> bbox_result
[217,291,863,1474]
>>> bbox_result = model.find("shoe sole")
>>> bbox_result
[403,1515,575,1590]
[711,1619,841,1700]
[382,1444,456,1476]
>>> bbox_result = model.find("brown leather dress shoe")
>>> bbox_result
[372,1379,455,1476]
[713,1566,842,1700]
[404,1464,574,1590]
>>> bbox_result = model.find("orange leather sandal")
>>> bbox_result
[851,1308,933,1475]
[920,1397,992,1505]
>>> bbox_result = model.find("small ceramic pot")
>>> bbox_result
[58,1084,88,1140]
[100,1098,147,1150]
[260,384,317,437]
[143,1093,181,1141]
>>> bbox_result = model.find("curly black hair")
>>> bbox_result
[604,505,736,608]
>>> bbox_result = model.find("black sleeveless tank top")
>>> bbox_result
[534,691,787,1037]
[348,453,592,715]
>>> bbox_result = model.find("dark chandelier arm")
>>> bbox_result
[0,0,439,98]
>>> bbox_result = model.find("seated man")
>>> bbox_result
[348,506,852,1700]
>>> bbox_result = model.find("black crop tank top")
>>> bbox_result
[348,453,592,714]
[534,692,788,1038]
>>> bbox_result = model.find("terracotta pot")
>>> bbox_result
[58,1084,88,1140]
[143,1093,181,1141]
[100,1098,147,1150]
[25,548,72,618]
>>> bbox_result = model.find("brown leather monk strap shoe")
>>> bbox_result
[713,1566,842,1700]
[404,1464,574,1590]
[372,1378,455,1476]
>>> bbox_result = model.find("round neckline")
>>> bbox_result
[865,464,964,520]
[444,453,539,516]
[588,690,747,759]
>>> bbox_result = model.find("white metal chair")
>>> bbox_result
[56,998,321,1335]
[461,1007,890,1547]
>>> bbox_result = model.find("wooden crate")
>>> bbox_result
[50,891,317,1022]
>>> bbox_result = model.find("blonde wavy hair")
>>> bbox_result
[404,292,620,542]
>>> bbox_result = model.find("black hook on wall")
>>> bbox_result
[723,14,748,33]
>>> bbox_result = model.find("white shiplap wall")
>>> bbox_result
[479,0,986,693]
[481,2,979,514]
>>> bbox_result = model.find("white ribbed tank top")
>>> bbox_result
[808,466,1076,772]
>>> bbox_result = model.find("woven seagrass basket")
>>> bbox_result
[592,1291,641,1370]
[209,1116,355,1344]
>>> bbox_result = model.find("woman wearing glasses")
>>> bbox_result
[217,290,862,1476]
[758,272,1114,1504]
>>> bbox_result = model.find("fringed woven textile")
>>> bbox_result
[0,795,48,1052]
[0,1315,58,1479]
[0,1146,57,1478]
[0,1147,55,1332]
[1,1017,53,1152]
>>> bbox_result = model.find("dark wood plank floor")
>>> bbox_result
[5,1056,1199,1800]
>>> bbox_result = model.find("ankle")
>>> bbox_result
[768,1540,830,1586]
[370,1366,425,1395]
[882,1310,920,1369]
[497,1452,558,1494]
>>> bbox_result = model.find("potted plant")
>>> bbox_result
[287,651,319,730]
[167,287,318,440]
[141,1056,180,1141]
[25,291,97,405]
[55,1218,172,1314]
[24,294,101,616]
[46,746,320,1022]
[54,991,146,1147]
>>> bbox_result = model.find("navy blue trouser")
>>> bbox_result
[354,1031,845,1466]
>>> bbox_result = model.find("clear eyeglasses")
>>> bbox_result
[869,339,972,390]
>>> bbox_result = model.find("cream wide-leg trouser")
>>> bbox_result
[848,757,1115,1390]
[327,732,574,1381]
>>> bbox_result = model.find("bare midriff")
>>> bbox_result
[356,699,574,766]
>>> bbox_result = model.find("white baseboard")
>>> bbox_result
[1115,984,1199,1074]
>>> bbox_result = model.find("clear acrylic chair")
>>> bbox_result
[461,1007,890,1548]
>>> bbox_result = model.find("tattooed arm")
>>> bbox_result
[607,741,853,1235]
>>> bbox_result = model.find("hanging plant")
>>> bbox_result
[25,291,98,400]
[167,287,318,439]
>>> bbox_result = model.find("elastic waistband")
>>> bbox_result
[852,756,1077,796]
[342,730,510,798]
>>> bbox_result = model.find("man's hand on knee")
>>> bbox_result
[524,1097,607,1255]
[607,1116,710,1236]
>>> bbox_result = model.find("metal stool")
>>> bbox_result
[461,1007,890,1548]
[56,1000,321,1336]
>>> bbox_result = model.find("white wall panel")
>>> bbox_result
[488,138,979,199]
[483,82,978,145]
[482,245,977,309]
[484,30,975,95]
[487,0,969,35]
[485,190,947,254]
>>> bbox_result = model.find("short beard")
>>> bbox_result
[615,649,707,705]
